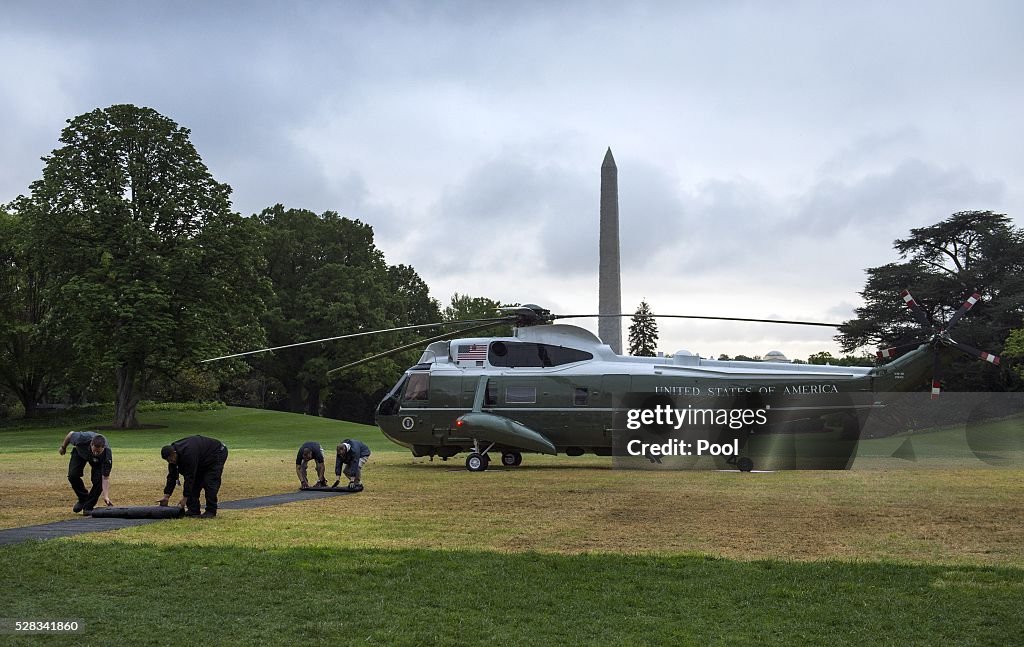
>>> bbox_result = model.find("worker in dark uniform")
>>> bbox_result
[58,431,113,513]
[295,441,327,488]
[158,435,228,518]
[335,439,371,489]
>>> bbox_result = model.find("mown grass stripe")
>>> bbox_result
[1,542,1020,646]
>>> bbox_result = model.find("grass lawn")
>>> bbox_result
[3,543,1021,646]
[0,406,1021,644]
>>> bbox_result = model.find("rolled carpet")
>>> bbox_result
[88,506,186,519]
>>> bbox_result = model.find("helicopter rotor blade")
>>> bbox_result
[944,292,982,331]
[325,320,512,376]
[876,341,925,361]
[900,289,932,328]
[947,339,1001,366]
[200,317,512,363]
[930,350,943,400]
[552,314,841,327]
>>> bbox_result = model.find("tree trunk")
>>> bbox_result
[304,385,321,417]
[287,382,305,414]
[114,364,141,428]
[12,375,44,418]
[21,396,38,418]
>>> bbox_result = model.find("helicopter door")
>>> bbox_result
[601,374,631,404]
[601,374,631,438]
[461,377,498,410]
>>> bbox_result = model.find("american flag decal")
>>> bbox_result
[456,344,488,361]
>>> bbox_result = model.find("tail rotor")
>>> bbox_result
[877,289,1001,398]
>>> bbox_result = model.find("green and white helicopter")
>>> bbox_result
[208,290,1000,472]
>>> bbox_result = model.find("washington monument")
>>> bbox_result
[599,148,622,354]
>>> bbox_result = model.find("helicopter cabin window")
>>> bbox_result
[485,380,497,406]
[505,385,537,404]
[488,342,593,368]
[573,387,589,406]
[403,373,430,402]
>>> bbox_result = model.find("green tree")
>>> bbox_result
[628,300,658,356]
[1004,328,1024,382]
[442,293,511,337]
[25,105,267,427]
[837,211,1024,391]
[0,204,64,416]
[807,351,836,365]
[254,205,440,419]
[807,351,875,367]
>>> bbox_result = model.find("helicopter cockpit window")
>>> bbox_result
[488,342,593,368]
[403,373,430,402]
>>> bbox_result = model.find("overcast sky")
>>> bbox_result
[3,1,1021,359]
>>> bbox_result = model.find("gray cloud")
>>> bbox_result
[3,1,1023,356]
[794,159,1005,235]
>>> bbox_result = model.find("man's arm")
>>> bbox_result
[59,431,75,455]
[295,463,308,486]
[335,453,342,477]
[159,463,178,505]
[102,449,113,505]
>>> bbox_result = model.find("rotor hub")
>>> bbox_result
[499,304,553,327]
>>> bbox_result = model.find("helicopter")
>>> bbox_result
[205,290,1001,472]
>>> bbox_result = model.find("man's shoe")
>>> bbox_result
[200,511,217,519]
[73,501,84,513]
[82,507,94,516]
[184,509,202,517]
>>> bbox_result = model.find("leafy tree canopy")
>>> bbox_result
[253,205,440,417]
[25,104,267,426]
[442,293,511,337]
[836,211,1024,391]
[0,204,70,416]
[806,351,875,367]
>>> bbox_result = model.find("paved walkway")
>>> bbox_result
[0,489,356,546]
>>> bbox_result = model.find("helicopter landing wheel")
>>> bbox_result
[466,453,488,472]
[737,457,754,472]
[501,452,522,467]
